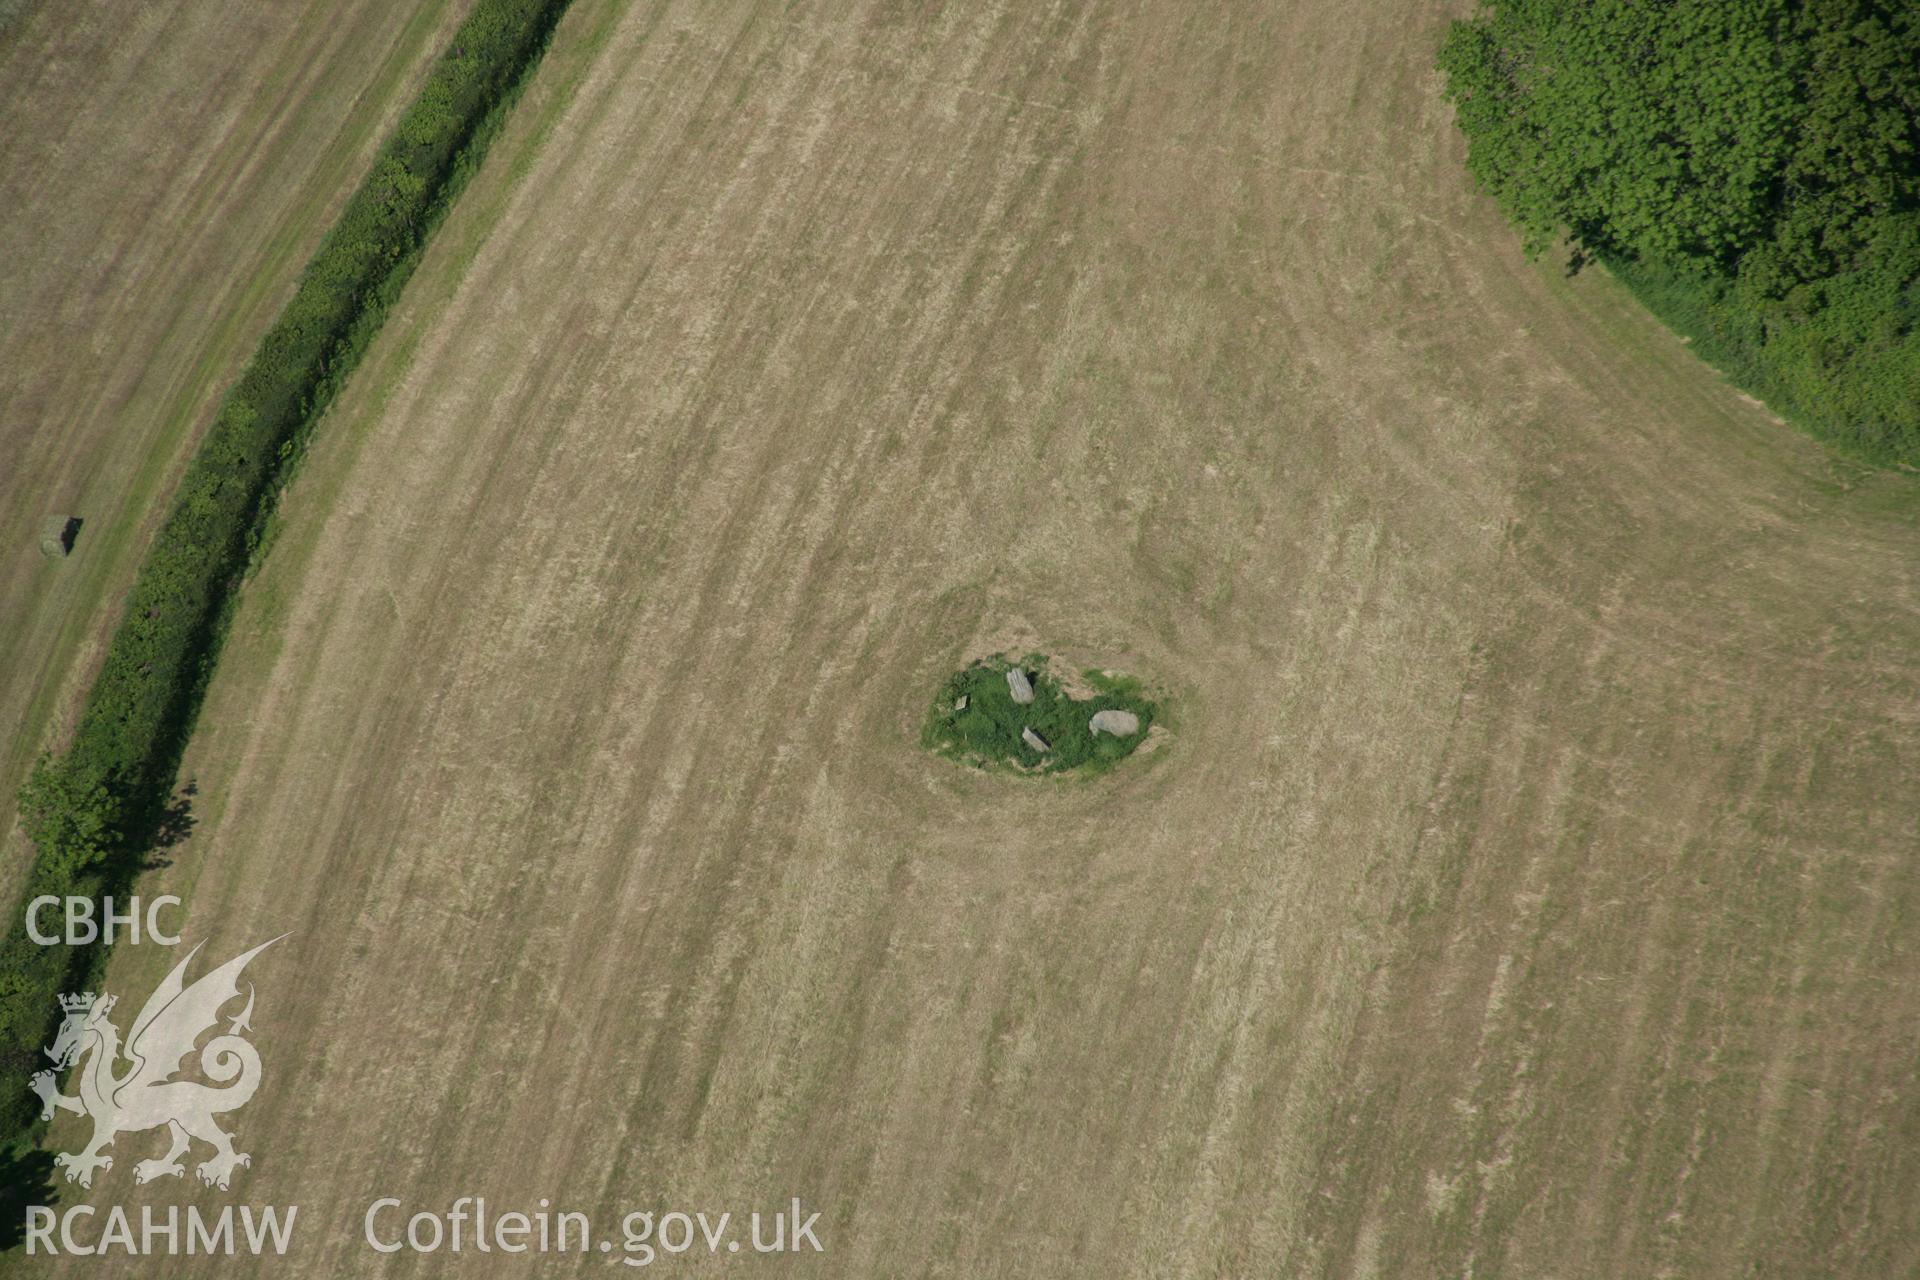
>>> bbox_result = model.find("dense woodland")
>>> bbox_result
[1441,0,1920,465]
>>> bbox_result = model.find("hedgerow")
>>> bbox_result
[3,0,573,1155]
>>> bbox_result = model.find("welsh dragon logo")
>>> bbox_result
[30,936,284,1190]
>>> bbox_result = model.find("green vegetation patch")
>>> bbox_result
[924,655,1158,775]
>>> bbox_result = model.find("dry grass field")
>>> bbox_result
[0,0,467,902]
[15,0,1920,1276]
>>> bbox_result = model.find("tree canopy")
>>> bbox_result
[1441,0,1920,463]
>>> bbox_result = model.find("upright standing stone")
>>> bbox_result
[1006,668,1034,705]
[1021,726,1050,752]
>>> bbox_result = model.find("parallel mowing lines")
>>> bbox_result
[2,0,576,1163]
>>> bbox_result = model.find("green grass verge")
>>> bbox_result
[924,655,1158,776]
[1606,251,1920,470]
[1,0,576,1183]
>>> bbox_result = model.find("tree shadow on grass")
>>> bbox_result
[0,1145,57,1251]
[137,780,197,872]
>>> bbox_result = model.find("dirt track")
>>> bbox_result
[21,0,1920,1275]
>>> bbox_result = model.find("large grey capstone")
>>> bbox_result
[1089,709,1140,737]
[1006,668,1035,705]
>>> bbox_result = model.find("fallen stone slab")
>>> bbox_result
[1089,709,1140,737]
[1006,667,1034,704]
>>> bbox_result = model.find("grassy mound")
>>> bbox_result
[924,655,1157,775]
